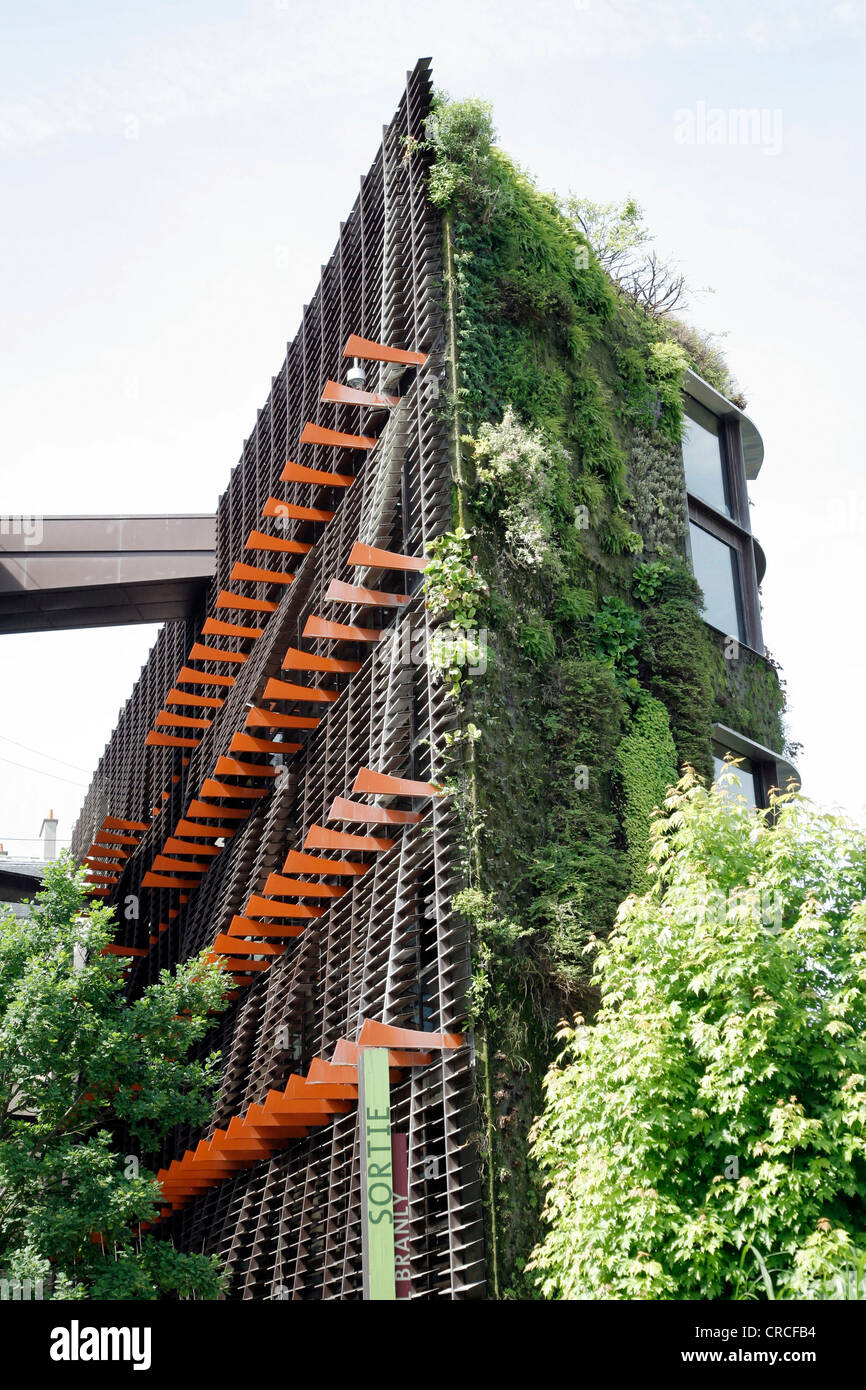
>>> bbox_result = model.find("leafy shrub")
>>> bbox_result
[529,776,866,1300]
[469,409,575,580]
[632,559,672,604]
[426,96,498,216]
[590,597,642,680]
[519,618,555,666]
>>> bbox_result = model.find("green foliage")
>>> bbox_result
[431,89,791,1296]
[641,566,715,780]
[665,316,747,408]
[0,856,230,1299]
[527,660,630,988]
[624,428,689,560]
[469,409,575,580]
[426,96,498,216]
[590,596,642,681]
[562,196,650,275]
[632,559,672,604]
[529,776,866,1300]
[519,618,555,666]
[423,526,488,625]
[615,696,678,892]
[553,585,594,625]
[423,527,489,701]
[709,638,787,757]
[456,888,533,1028]
[563,195,688,321]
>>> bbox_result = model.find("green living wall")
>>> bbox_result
[416,97,791,1297]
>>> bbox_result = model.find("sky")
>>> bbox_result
[0,0,863,857]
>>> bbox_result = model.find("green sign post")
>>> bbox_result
[359,1048,396,1300]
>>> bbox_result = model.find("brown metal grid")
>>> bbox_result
[70,59,485,1300]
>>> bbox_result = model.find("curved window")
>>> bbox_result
[688,520,745,641]
[713,750,757,806]
[682,401,731,517]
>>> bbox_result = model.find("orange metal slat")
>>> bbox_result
[320,378,399,408]
[177,666,236,688]
[201,617,264,639]
[261,497,334,523]
[151,856,211,874]
[215,590,278,614]
[325,578,411,607]
[230,562,294,585]
[94,832,139,846]
[174,820,234,838]
[280,459,355,487]
[229,733,302,755]
[141,872,201,889]
[243,896,325,920]
[207,958,273,978]
[353,766,445,798]
[212,934,286,957]
[166,689,225,709]
[328,795,422,825]
[357,1019,463,1051]
[282,849,370,877]
[302,615,382,642]
[214,756,280,778]
[245,529,312,555]
[304,824,395,853]
[188,642,249,664]
[300,422,376,450]
[245,707,320,730]
[185,801,250,819]
[261,676,338,704]
[347,541,428,572]
[281,646,360,674]
[156,712,213,730]
[199,780,269,800]
[343,332,427,366]
[263,872,347,899]
[145,732,200,748]
[227,916,304,939]
[163,837,221,856]
[103,817,150,832]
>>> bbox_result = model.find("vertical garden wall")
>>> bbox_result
[418,96,791,1296]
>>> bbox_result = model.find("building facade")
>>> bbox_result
[69,60,795,1298]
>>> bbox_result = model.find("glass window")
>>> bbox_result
[713,750,757,806]
[682,402,731,517]
[689,521,744,640]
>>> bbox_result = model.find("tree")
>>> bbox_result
[528,769,866,1299]
[562,195,688,319]
[0,856,231,1299]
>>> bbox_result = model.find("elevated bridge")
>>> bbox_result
[0,514,214,633]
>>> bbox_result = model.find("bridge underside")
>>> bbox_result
[0,515,214,633]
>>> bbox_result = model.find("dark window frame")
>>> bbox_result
[683,400,763,652]
[712,743,775,810]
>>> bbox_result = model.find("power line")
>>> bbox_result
[0,734,93,776]
[0,835,73,843]
[0,756,88,788]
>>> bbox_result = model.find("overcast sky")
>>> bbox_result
[1,0,863,856]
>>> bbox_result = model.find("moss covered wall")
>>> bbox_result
[418,97,792,1297]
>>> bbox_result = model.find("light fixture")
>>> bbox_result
[346,358,366,392]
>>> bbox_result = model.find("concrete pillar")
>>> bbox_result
[39,810,58,861]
